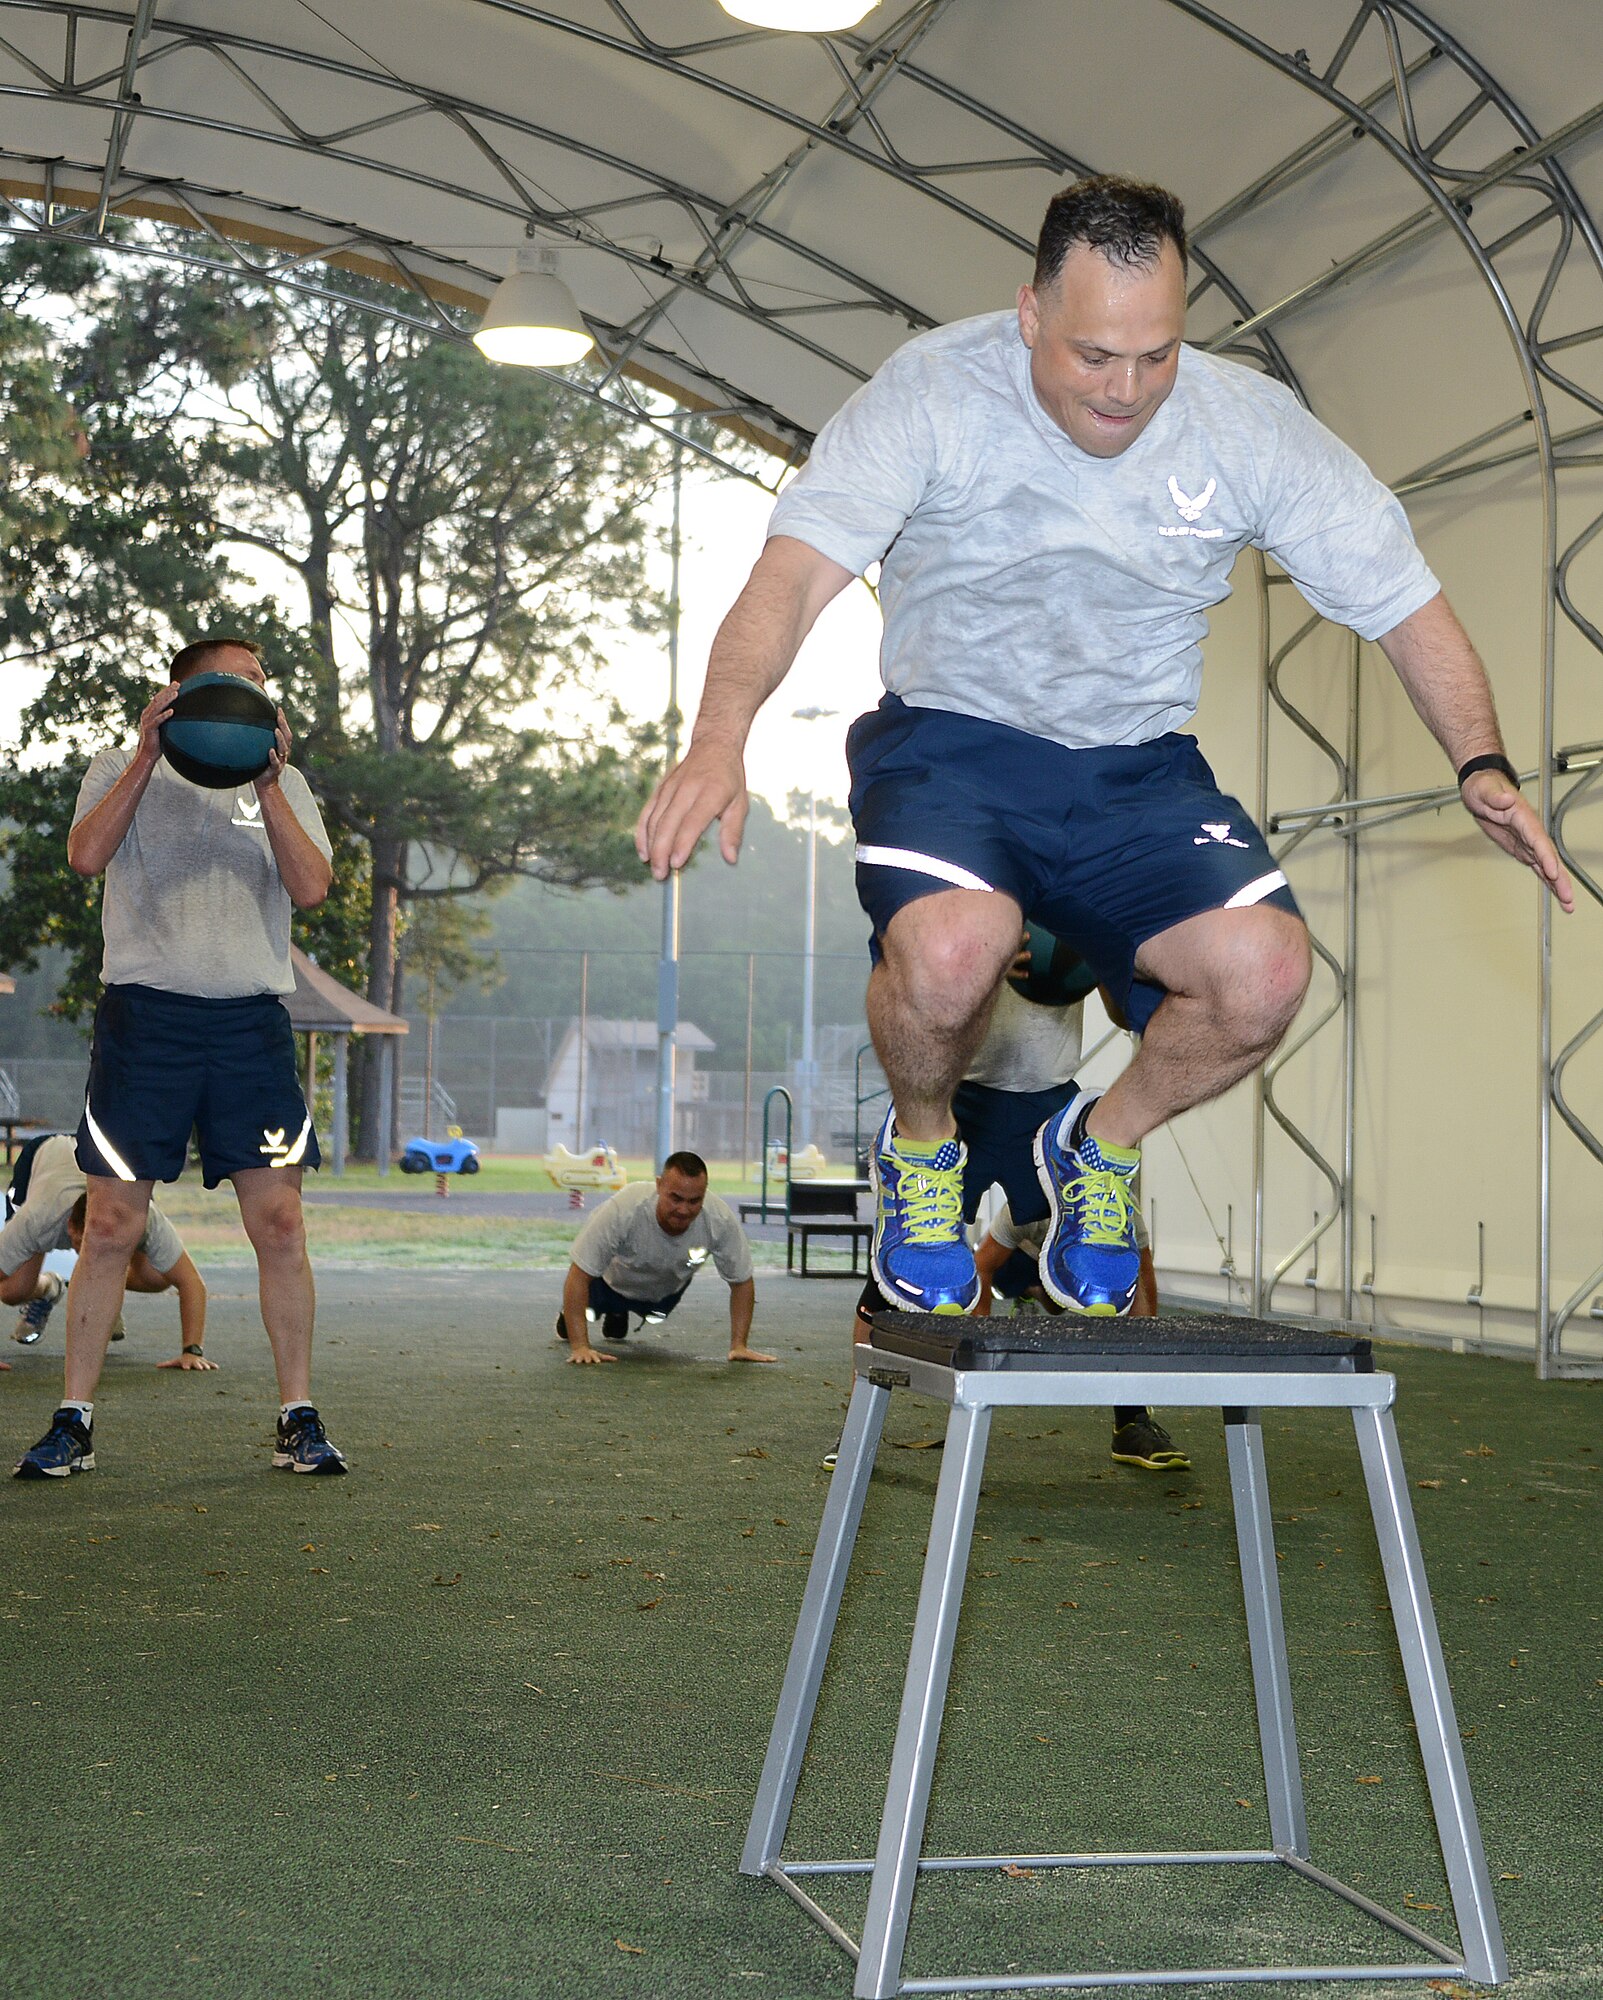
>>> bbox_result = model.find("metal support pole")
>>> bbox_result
[655,442,683,1171]
[743,951,756,1181]
[799,793,818,1150]
[1341,635,1361,1318]
[575,951,589,1150]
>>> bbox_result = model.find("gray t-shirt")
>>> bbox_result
[964,981,1084,1094]
[73,748,333,998]
[571,1181,754,1300]
[0,1135,184,1276]
[768,314,1439,750]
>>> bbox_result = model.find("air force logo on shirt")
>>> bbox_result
[687,1246,709,1266]
[1159,475,1225,540]
[231,793,266,832]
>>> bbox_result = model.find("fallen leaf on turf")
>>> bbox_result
[1001,1863,1036,1880]
[1416,1479,1443,1490]
[412,1523,443,1531]
[430,1573,461,1587]
[637,1597,663,1611]
[1356,1776,1382,1785]
[1500,1872,1522,1881]
[736,1448,769,1459]
[1058,1600,1079,1610]
[1235,1798,1253,1808]
[616,1940,645,1954]
[301,1544,317,1553]
[1428,1982,1475,1997]
[1403,1895,1443,1911]
[896,1438,943,1450]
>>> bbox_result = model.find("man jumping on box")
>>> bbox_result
[638,175,1570,1319]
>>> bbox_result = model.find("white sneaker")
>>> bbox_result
[11,1271,64,1345]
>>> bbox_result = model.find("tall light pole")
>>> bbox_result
[654,442,684,1170]
[791,706,836,1151]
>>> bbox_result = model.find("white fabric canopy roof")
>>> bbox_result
[2,1,1600,473]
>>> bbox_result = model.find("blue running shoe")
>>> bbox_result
[13,1406,94,1479]
[1034,1092,1141,1316]
[273,1405,349,1475]
[870,1108,979,1315]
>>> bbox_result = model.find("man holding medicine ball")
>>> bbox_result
[13,638,347,1480]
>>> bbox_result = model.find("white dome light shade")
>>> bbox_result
[718,2,876,29]
[473,246,594,367]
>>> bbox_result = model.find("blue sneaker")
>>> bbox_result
[273,1405,348,1475]
[869,1109,979,1315]
[1034,1093,1141,1316]
[13,1406,95,1479]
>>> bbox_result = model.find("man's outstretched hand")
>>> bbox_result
[636,741,749,881]
[1462,771,1575,913]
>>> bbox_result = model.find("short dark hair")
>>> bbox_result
[169,637,265,685]
[661,1150,708,1183]
[1034,175,1188,289]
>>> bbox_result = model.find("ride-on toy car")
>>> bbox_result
[399,1132,481,1175]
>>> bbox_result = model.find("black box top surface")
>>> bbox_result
[866,1311,1373,1373]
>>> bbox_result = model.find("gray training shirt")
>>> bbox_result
[73,748,333,999]
[0,1135,184,1276]
[571,1181,754,1302]
[767,313,1440,751]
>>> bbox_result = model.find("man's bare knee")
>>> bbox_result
[81,1184,149,1258]
[1205,912,1311,1046]
[882,891,1020,1029]
[242,1189,307,1260]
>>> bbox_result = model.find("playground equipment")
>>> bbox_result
[542,1142,627,1193]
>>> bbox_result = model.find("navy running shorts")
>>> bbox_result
[952,1077,1079,1226]
[847,695,1300,1030]
[77,983,321,1188]
[587,1275,689,1320]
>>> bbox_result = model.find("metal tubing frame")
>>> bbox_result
[2,1,1600,1367]
[744,1341,1505,1994]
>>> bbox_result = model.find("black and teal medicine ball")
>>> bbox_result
[1008,921,1098,1009]
[159,671,277,789]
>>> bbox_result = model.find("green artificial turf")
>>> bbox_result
[1,1269,1598,1999]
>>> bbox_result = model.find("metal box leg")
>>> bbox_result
[741,1374,889,1875]
[855,1401,992,2000]
[1353,1406,1508,1984]
[1225,1410,1310,1858]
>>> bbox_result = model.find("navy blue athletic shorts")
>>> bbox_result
[952,1077,1078,1226]
[77,983,321,1188]
[847,696,1300,1030]
[587,1275,689,1321]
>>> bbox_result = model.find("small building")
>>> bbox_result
[544,1017,713,1157]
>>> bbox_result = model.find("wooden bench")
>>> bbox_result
[785,1218,873,1278]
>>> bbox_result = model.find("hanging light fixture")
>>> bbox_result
[718,1,876,28]
[472,245,593,368]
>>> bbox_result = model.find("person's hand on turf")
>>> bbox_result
[157,1351,218,1371]
[134,682,181,773]
[257,708,293,791]
[568,1343,618,1365]
[1461,769,1575,912]
[729,1344,778,1364]
[635,740,749,881]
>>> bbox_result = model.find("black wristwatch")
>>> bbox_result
[182,1344,206,1357]
[1456,753,1520,790]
